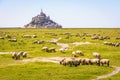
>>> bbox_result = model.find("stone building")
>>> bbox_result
[24,10,62,28]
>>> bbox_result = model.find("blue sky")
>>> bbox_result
[0,0,120,28]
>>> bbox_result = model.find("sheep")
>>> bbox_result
[33,40,45,44]
[115,43,120,47]
[23,35,37,38]
[60,58,79,67]
[115,37,120,40]
[84,58,91,65]
[0,37,4,39]
[12,52,17,59]
[104,42,112,45]
[103,36,110,39]
[60,58,73,66]
[22,52,27,58]
[72,50,84,57]
[32,35,37,38]
[93,52,101,59]
[76,50,84,56]
[8,39,17,42]
[100,59,110,67]
[90,58,100,66]
[48,47,56,52]
[59,48,66,53]
[91,36,99,40]
[16,51,24,60]
[5,35,11,38]
[41,47,48,52]
[72,51,77,57]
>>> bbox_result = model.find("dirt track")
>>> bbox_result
[96,66,120,80]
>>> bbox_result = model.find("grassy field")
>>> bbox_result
[0,28,120,80]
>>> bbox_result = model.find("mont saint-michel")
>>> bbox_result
[24,10,62,28]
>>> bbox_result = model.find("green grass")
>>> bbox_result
[0,28,120,80]
[0,62,113,80]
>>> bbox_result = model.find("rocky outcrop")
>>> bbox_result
[24,10,62,28]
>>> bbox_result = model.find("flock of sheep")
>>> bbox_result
[12,51,27,60]
[60,52,110,67]
[104,42,120,47]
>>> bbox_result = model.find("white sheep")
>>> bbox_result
[12,52,17,59]
[90,58,100,66]
[22,52,27,58]
[100,59,110,67]
[93,52,101,59]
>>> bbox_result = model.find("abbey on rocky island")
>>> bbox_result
[24,9,62,28]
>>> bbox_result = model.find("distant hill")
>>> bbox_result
[24,9,62,28]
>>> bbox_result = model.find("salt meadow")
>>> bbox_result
[0,28,120,80]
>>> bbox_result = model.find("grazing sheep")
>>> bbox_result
[100,59,110,67]
[104,42,112,45]
[90,58,100,66]
[8,39,17,42]
[48,47,56,52]
[115,37,120,40]
[33,40,45,44]
[115,43,120,47]
[93,52,101,59]
[5,35,11,38]
[84,58,91,65]
[41,47,48,52]
[23,35,37,38]
[60,58,79,67]
[22,52,27,58]
[72,50,84,57]
[16,51,24,60]
[103,36,110,39]
[79,58,86,65]
[12,52,17,59]
[72,51,77,57]
[0,37,4,39]
[91,36,99,40]
[59,48,66,53]
[60,58,73,66]
[76,50,84,56]
[49,41,57,44]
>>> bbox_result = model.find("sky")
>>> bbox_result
[0,0,120,28]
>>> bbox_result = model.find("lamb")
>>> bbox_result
[100,59,110,67]
[93,52,101,59]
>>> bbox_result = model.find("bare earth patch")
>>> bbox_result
[22,57,65,64]
[0,52,12,54]
[72,42,93,46]
[57,43,69,49]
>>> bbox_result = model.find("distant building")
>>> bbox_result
[24,9,62,28]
